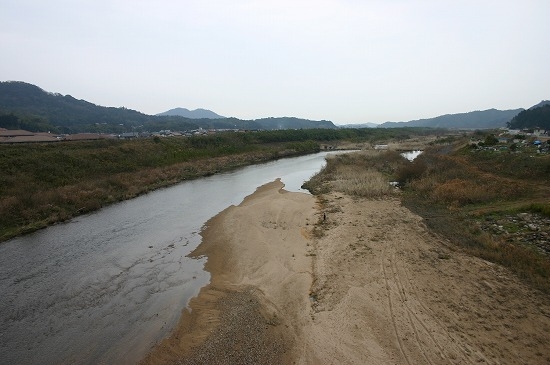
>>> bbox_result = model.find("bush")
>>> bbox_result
[484,134,499,146]
[395,159,427,185]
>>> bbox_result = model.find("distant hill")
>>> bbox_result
[254,117,336,130]
[0,81,167,133]
[5,81,540,133]
[377,108,524,129]
[339,122,379,129]
[508,101,550,130]
[157,107,225,119]
[0,81,337,133]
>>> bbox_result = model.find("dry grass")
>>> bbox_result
[331,166,393,197]
[407,148,529,207]
[472,233,550,291]
[303,151,406,198]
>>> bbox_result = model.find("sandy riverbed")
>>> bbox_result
[141,179,550,364]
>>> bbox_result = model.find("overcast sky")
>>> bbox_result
[1,0,549,124]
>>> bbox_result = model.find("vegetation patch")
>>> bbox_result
[302,150,406,198]
[401,138,550,293]
[0,132,319,241]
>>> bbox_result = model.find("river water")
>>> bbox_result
[401,150,423,161]
[0,152,339,365]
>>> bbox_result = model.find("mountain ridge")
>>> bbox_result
[0,81,336,133]
[376,108,524,129]
[528,100,550,110]
[1,81,544,132]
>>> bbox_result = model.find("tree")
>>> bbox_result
[507,105,550,130]
[484,134,499,146]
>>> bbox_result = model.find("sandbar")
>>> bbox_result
[142,179,550,364]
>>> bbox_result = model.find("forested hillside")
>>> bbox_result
[507,103,550,130]
[0,81,157,133]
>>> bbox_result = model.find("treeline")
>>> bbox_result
[0,113,59,132]
[251,127,442,143]
[507,104,550,130]
[181,127,439,151]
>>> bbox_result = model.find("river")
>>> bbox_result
[0,151,339,365]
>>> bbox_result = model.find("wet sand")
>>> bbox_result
[141,179,550,364]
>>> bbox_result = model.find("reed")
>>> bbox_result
[303,150,405,197]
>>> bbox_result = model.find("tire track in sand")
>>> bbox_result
[389,250,434,365]
[400,258,479,365]
[381,245,412,365]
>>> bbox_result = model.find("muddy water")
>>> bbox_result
[0,152,335,365]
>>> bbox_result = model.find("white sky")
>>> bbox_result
[1,0,549,124]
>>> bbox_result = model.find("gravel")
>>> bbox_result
[176,289,291,365]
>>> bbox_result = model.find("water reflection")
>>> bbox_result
[401,150,423,161]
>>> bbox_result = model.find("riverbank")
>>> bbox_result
[0,138,318,242]
[141,179,550,364]
[0,129,448,243]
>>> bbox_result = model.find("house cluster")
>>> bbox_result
[501,128,549,153]
[504,128,548,138]
[0,127,248,143]
[1,128,57,143]
[133,128,245,139]
[153,128,213,137]
[471,127,549,154]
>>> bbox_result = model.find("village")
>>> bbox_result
[0,127,244,143]
[466,127,550,153]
